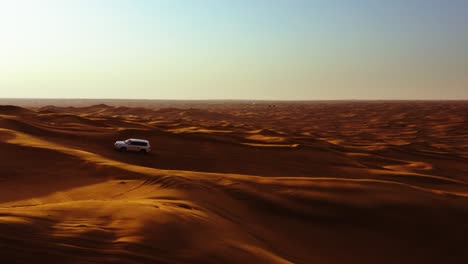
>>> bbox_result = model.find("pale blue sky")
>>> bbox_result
[0,0,467,99]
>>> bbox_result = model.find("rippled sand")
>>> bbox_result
[0,101,467,263]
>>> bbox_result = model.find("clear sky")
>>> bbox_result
[0,0,467,100]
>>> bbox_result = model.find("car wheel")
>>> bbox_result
[140,149,147,154]
[120,147,127,152]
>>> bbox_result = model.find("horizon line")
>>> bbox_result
[1,98,467,102]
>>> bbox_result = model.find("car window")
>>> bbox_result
[125,140,148,146]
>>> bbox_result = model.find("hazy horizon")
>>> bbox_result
[1,0,467,100]
[0,96,468,101]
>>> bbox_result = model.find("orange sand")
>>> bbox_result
[0,101,467,263]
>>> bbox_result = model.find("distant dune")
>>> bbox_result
[0,105,35,115]
[0,101,467,263]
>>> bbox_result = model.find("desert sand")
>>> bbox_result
[0,100,467,263]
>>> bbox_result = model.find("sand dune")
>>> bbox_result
[0,105,34,116]
[0,101,467,263]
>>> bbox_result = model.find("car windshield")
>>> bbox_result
[125,140,131,144]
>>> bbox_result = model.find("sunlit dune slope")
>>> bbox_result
[1,101,468,264]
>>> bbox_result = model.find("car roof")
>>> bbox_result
[127,138,149,143]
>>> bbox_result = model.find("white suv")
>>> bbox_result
[114,138,151,153]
